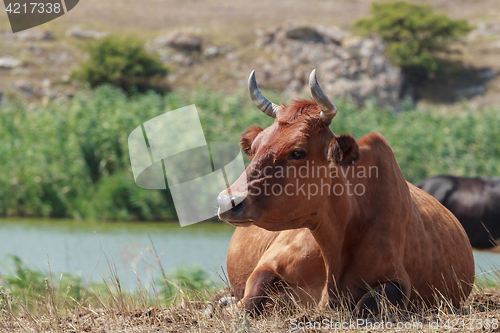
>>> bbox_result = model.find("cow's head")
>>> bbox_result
[218,70,359,231]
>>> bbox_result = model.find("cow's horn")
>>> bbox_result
[248,70,280,118]
[309,69,337,124]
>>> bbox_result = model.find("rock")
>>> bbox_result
[457,85,485,98]
[27,45,41,54]
[0,56,21,69]
[491,41,500,49]
[200,73,211,82]
[9,80,39,98]
[315,25,349,44]
[66,27,107,39]
[155,32,202,52]
[203,46,220,58]
[202,44,233,58]
[285,26,322,42]
[467,23,500,40]
[254,25,403,108]
[225,52,239,61]
[478,69,498,80]
[257,25,345,48]
[16,29,54,41]
[42,79,51,89]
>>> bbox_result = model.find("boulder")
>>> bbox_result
[254,25,403,108]
[66,27,107,39]
[0,56,21,69]
[9,80,39,98]
[16,29,54,41]
[155,32,202,52]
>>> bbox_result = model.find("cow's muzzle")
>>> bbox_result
[217,190,249,222]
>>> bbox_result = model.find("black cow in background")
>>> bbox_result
[415,175,500,249]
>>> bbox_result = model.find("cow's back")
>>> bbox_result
[404,183,474,306]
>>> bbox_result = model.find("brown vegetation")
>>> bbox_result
[0,0,499,105]
[2,284,500,332]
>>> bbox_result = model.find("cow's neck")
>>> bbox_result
[309,180,358,308]
[310,144,409,308]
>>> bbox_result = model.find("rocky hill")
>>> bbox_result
[0,0,499,108]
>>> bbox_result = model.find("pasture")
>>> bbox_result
[0,226,500,332]
[1,87,500,331]
[1,0,500,330]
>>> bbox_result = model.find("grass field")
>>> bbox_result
[1,2,500,330]
[1,0,500,105]
[1,256,500,332]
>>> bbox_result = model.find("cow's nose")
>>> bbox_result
[230,196,245,215]
[218,192,245,215]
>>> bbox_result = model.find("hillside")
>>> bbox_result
[0,0,499,106]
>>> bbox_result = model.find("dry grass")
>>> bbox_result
[1,244,500,332]
[2,250,500,333]
[1,278,500,332]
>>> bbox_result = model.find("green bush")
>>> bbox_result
[159,266,217,302]
[0,86,499,220]
[0,255,95,310]
[72,35,169,91]
[91,171,175,221]
[354,1,472,77]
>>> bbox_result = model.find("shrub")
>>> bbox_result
[91,171,176,221]
[1,86,499,220]
[354,1,472,78]
[72,35,169,91]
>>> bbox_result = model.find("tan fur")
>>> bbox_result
[221,100,474,311]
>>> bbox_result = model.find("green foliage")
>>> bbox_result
[160,267,217,302]
[331,98,500,182]
[0,86,268,221]
[72,35,169,91]
[91,172,174,221]
[0,86,499,220]
[0,256,219,312]
[0,255,95,311]
[354,1,472,76]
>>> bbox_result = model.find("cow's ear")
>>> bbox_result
[240,126,263,158]
[329,134,359,166]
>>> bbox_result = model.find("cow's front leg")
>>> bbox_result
[240,267,283,317]
[355,281,406,317]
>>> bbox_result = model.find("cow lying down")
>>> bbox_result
[217,70,475,316]
[416,175,500,249]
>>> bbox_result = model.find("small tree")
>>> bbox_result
[354,1,471,78]
[72,34,169,91]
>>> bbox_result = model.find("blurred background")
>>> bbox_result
[0,0,499,294]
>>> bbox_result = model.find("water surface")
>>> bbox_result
[0,219,234,289]
[0,219,498,290]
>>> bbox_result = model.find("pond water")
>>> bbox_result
[0,219,498,290]
[0,219,235,290]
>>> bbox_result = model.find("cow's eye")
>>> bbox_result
[288,150,306,160]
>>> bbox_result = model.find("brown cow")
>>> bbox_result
[218,70,474,316]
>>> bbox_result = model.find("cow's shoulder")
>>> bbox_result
[355,132,397,167]
[356,132,392,152]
